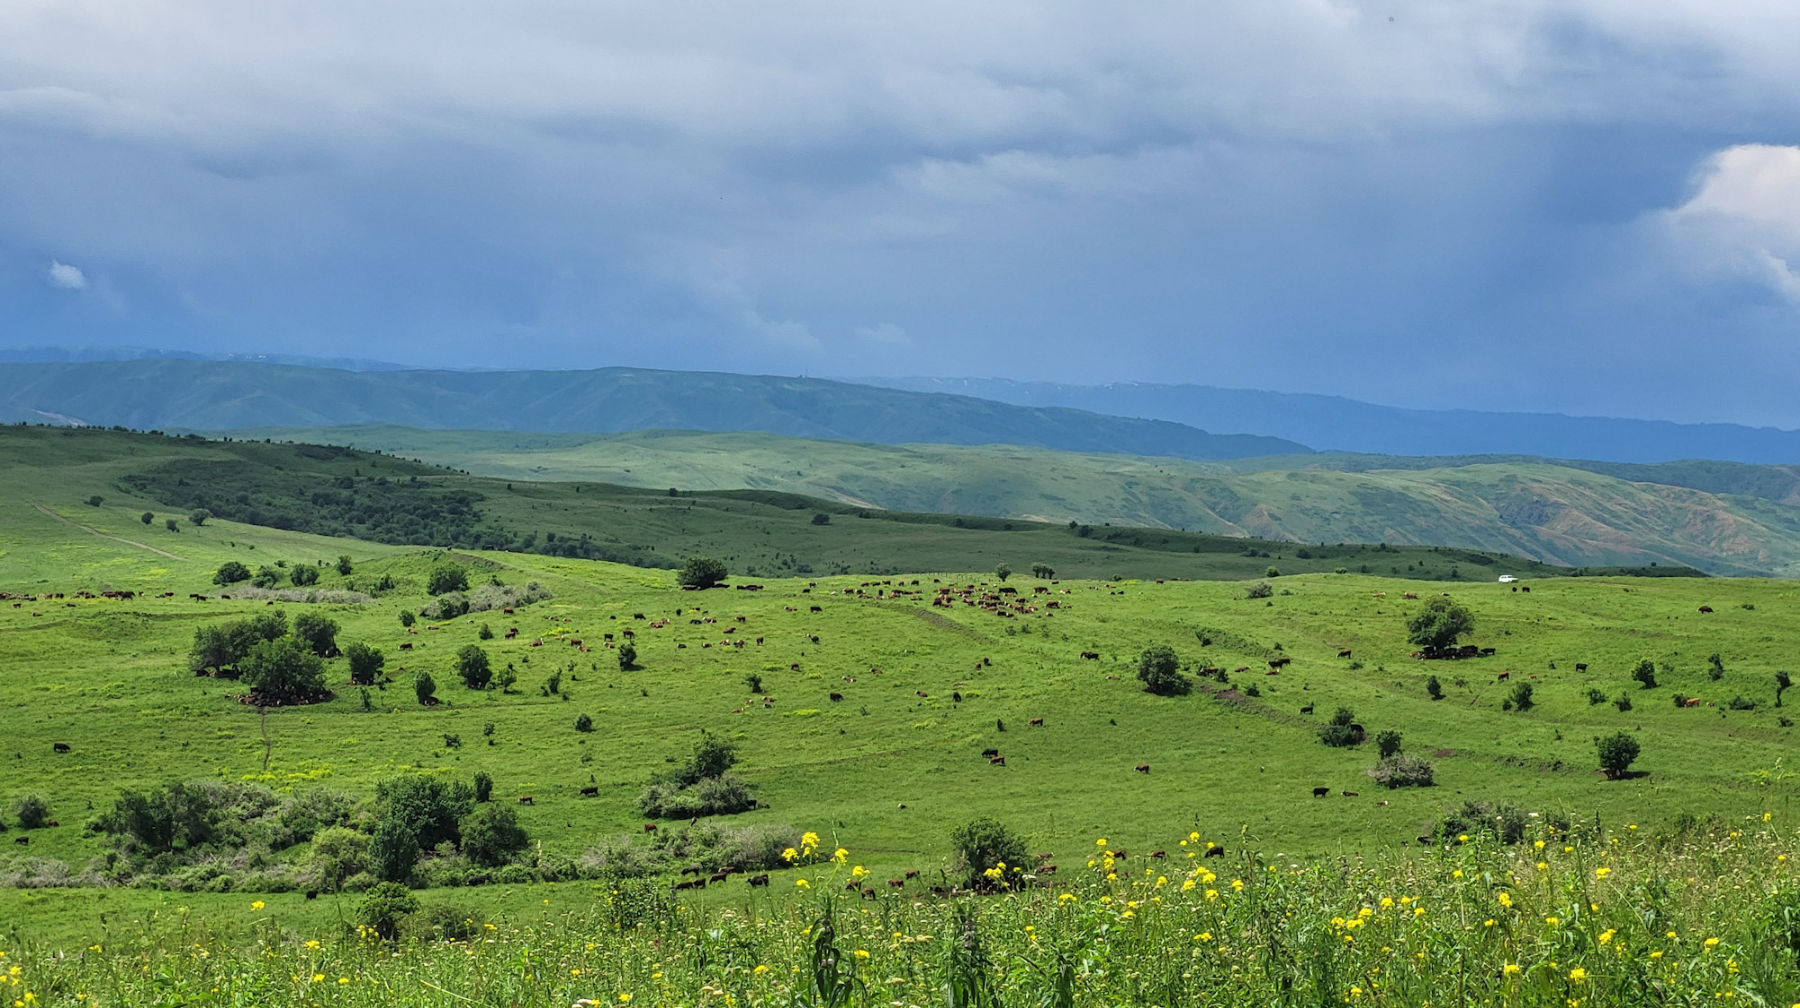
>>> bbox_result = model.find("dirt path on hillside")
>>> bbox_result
[27,499,184,560]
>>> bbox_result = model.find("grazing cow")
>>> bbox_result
[52,743,70,753]
[1029,717,1044,727]
[681,866,703,876]
[305,890,319,900]
[1699,606,1714,613]
[982,748,999,757]
[674,878,706,891]
[829,692,843,702]
[844,880,862,892]
[810,605,822,613]
[1375,801,1388,807]
[1135,764,1150,773]
[1576,663,1589,672]
[1337,649,1353,658]
[1205,844,1225,858]
[1402,593,1419,600]
[1234,666,1250,674]
[1313,787,1330,798]
[990,756,1006,766]
[1342,791,1359,797]
[579,786,599,797]
[860,887,878,901]
[916,691,928,698]
[1269,657,1292,668]
[1496,671,1510,681]
[1149,850,1165,859]
[905,869,920,879]
[1113,851,1127,860]
[709,870,732,884]
[888,879,905,889]
[644,823,657,832]
[399,642,413,651]
[1038,865,1058,875]
[518,796,534,805]
[748,873,770,887]
[1684,697,1702,707]
[1416,836,1435,846]
[1300,705,1314,715]
[1080,651,1100,660]
[12,837,25,845]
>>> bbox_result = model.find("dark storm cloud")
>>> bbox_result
[3,1,1800,423]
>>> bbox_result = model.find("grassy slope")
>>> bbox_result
[230,425,1800,575]
[7,425,1609,582]
[4,462,1797,943]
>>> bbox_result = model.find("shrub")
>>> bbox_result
[950,817,1030,891]
[1507,681,1534,711]
[1434,800,1568,844]
[240,636,327,702]
[1709,654,1726,680]
[1426,675,1443,700]
[213,561,251,585]
[478,623,493,640]
[1407,598,1475,650]
[289,564,319,587]
[14,794,50,830]
[188,508,210,525]
[399,610,416,628]
[1320,707,1363,747]
[85,495,103,506]
[428,565,469,595]
[473,772,492,803]
[1136,645,1191,696]
[1632,660,1658,689]
[414,672,437,706]
[140,511,154,525]
[346,642,384,685]
[1375,730,1403,759]
[423,592,470,620]
[165,519,179,532]
[460,804,530,868]
[1779,671,1793,708]
[251,565,282,589]
[1368,755,1435,789]
[575,713,594,732]
[309,826,370,891]
[1245,581,1273,599]
[637,732,756,818]
[744,673,763,693]
[358,881,421,941]
[336,555,354,575]
[618,642,638,670]
[1729,695,1758,711]
[456,645,492,690]
[811,513,830,525]
[1614,693,1633,712]
[1265,566,1280,578]
[1587,688,1607,705]
[677,556,728,589]
[1597,731,1641,778]
[291,612,339,656]
[994,563,1012,582]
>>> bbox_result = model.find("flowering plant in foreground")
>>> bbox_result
[11,815,1800,1007]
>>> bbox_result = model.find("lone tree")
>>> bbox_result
[213,561,252,586]
[165,518,179,532]
[811,513,830,525]
[994,563,1012,582]
[140,512,154,525]
[336,555,354,576]
[677,556,728,589]
[1406,598,1475,651]
[1777,670,1792,708]
[346,642,385,686]
[414,671,438,706]
[292,612,339,656]
[427,564,469,595]
[1632,659,1658,690]
[618,641,638,670]
[1136,645,1192,696]
[290,564,319,587]
[240,635,327,703]
[1375,730,1403,758]
[1426,675,1443,700]
[1596,731,1641,779]
[188,508,211,526]
[950,816,1030,892]
[456,645,492,689]
[460,804,530,868]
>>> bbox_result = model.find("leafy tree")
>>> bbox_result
[188,626,238,674]
[575,712,594,732]
[1614,693,1633,712]
[140,512,154,525]
[1368,754,1435,789]
[1320,707,1363,747]
[346,642,385,686]
[1587,688,1608,705]
[14,794,50,829]
[1506,681,1534,711]
[1777,670,1792,708]
[618,641,638,670]
[473,772,493,803]
[1406,598,1475,650]
[811,513,830,525]
[86,495,103,507]
[165,518,179,532]
[376,775,474,853]
[358,880,420,937]
[950,817,1029,891]
[994,563,1012,582]
[414,671,437,706]
[213,561,251,585]
[1375,730,1403,759]
[744,673,763,694]
[290,564,320,587]
[477,622,494,640]
[497,665,517,693]
[677,556,729,589]
[1596,731,1641,779]
[427,564,469,595]
[1245,581,1273,599]
[239,635,326,701]
[251,565,282,589]
[456,645,492,690]
[291,612,339,656]
[188,508,211,526]
[399,610,416,628]
[1708,654,1725,681]
[1265,566,1281,579]
[1426,675,1443,700]
[460,804,530,868]
[309,825,369,891]
[335,555,354,576]
[1632,660,1658,690]
[1136,645,1191,696]
[1031,563,1055,579]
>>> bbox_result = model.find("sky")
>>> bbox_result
[3,1,1800,425]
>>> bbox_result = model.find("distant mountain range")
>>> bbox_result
[857,377,1800,465]
[0,360,1303,462]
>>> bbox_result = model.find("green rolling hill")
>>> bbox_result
[224,425,1800,576]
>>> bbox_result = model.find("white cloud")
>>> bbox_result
[1661,144,1800,301]
[46,259,86,288]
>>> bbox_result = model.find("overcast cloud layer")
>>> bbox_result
[3,1,1800,424]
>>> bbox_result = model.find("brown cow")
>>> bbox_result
[1135,764,1150,773]
[748,873,770,887]
[990,756,1006,766]
[1496,671,1510,681]
[518,796,534,805]
[1028,717,1044,727]
[1337,649,1352,658]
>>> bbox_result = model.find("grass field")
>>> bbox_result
[224,424,1800,576]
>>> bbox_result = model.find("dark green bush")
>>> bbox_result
[950,817,1030,891]
[359,882,421,941]
[1136,645,1191,696]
